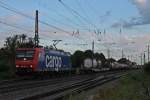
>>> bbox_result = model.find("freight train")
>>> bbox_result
[15,47,137,74]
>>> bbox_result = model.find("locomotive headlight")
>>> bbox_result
[30,65,33,68]
[16,65,19,68]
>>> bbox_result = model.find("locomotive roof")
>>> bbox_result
[16,48,35,50]
[45,49,71,56]
[16,48,71,56]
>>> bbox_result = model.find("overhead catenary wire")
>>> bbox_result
[59,0,97,29]
[85,0,105,32]
[0,19,66,41]
[39,10,92,31]
[86,0,100,20]
[58,0,87,27]
[58,0,101,43]
[38,1,88,29]
[38,11,83,31]
[0,20,33,33]
[0,19,51,38]
[58,0,98,30]
[0,1,74,36]
[0,0,96,46]
[75,0,95,29]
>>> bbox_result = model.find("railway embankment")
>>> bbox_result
[64,70,150,100]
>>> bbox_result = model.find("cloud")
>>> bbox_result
[99,11,111,23]
[112,0,150,28]
[111,17,145,28]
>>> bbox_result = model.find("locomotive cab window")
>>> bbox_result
[16,50,35,60]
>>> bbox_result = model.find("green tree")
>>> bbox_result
[84,50,93,58]
[21,34,27,43]
[99,53,106,61]
[118,58,129,64]
[27,37,35,47]
[98,53,106,67]
[94,53,100,60]
[71,50,84,68]
[3,35,19,75]
[107,58,116,63]
[144,62,150,75]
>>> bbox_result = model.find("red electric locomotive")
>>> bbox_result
[15,48,72,73]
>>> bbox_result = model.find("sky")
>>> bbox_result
[0,0,150,64]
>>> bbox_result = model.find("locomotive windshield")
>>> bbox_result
[16,50,35,60]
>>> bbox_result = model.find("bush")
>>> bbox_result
[0,56,14,79]
[0,61,10,72]
[144,62,150,75]
[0,56,10,72]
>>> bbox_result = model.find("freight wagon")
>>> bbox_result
[15,48,72,73]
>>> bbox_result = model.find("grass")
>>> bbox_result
[65,70,150,100]
[0,71,13,80]
[92,70,150,100]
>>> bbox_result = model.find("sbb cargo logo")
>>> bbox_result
[46,55,62,68]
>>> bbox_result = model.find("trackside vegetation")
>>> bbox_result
[64,70,150,100]
[0,56,12,79]
[64,64,150,100]
[144,62,150,75]
[92,71,150,100]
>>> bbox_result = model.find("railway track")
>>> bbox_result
[0,74,94,94]
[0,76,34,86]
[21,72,124,100]
[0,70,128,100]
[0,71,118,93]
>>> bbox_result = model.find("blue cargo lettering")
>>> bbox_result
[54,56,62,68]
[46,55,53,67]
[46,55,62,68]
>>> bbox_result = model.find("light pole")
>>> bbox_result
[122,49,124,58]
[92,40,94,68]
[147,45,150,62]
[34,10,39,47]
[140,54,143,65]
[144,51,146,64]
[107,49,110,59]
